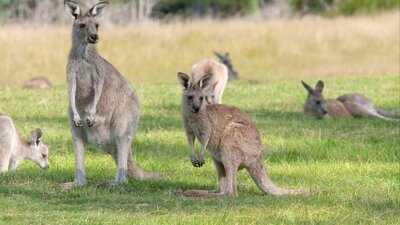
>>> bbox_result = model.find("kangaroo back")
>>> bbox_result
[338,94,398,121]
[191,59,228,104]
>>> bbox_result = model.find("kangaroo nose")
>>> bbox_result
[88,34,98,43]
[91,34,98,40]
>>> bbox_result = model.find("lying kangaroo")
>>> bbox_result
[191,59,228,104]
[301,80,397,120]
[23,77,53,89]
[63,0,158,189]
[177,72,307,197]
[214,51,239,80]
[0,114,49,172]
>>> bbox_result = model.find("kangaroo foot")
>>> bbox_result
[176,189,224,198]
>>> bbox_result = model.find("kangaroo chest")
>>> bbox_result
[75,61,98,104]
[186,117,220,155]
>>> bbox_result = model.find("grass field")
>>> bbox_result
[0,12,399,224]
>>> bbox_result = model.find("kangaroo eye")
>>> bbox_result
[187,96,193,100]
[79,24,86,29]
[42,154,47,158]
[316,100,321,104]
[200,97,204,101]
[95,23,99,29]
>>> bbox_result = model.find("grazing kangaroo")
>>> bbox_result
[23,77,53,89]
[301,80,398,121]
[214,51,239,80]
[191,59,228,104]
[0,114,49,172]
[177,72,307,197]
[63,0,158,189]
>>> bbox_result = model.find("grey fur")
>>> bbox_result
[62,0,158,189]
[0,114,49,172]
[214,51,239,80]
[177,72,308,197]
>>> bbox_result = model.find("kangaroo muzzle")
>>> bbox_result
[88,34,99,43]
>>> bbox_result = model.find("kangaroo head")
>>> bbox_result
[29,128,49,170]
[301,80,327,118]
[177,72,213,113]
[214,51,238,79]
[214,51,232,68]
[64,0,109,44]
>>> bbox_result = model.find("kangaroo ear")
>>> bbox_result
[301,80,314,94]
[30,129,42,146]
[213,51,223,59]
[177,72,191,90]
[36,128,43,141]
[89,1,109,18]
[64,0,81,19]
[198,73,213,91]
[315,80,324,93]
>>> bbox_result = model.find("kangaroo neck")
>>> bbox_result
[15,139,31,160]
[70,39,100,61]
[183,108,209,122]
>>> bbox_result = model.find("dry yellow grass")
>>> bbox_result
[0,11,398,87]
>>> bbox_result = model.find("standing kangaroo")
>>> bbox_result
[63,0,158,189]
[0,114,49,172]
[301,80,398,121]
[177,72,307,197]
[191,59,228,104]
[214,51,239,80]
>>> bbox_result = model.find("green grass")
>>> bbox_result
[0,74,398,224]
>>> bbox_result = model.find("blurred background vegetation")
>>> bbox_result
[0,0,398,24]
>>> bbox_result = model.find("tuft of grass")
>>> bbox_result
[0,74,399,224]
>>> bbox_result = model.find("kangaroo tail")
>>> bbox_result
[361,106,399,121]
[176,190,223,198]
[248,158,308,196]
[376,107,400,120]
[127,151,162,179]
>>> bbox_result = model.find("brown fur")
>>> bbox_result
[177,72,308,197]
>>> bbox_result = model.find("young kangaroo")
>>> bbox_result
[63,0,158,189]
[0,114,49,172]
[177,72,307,197]
[301,80,398,120]
[214,51,239,80]
[191,59,228,104]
